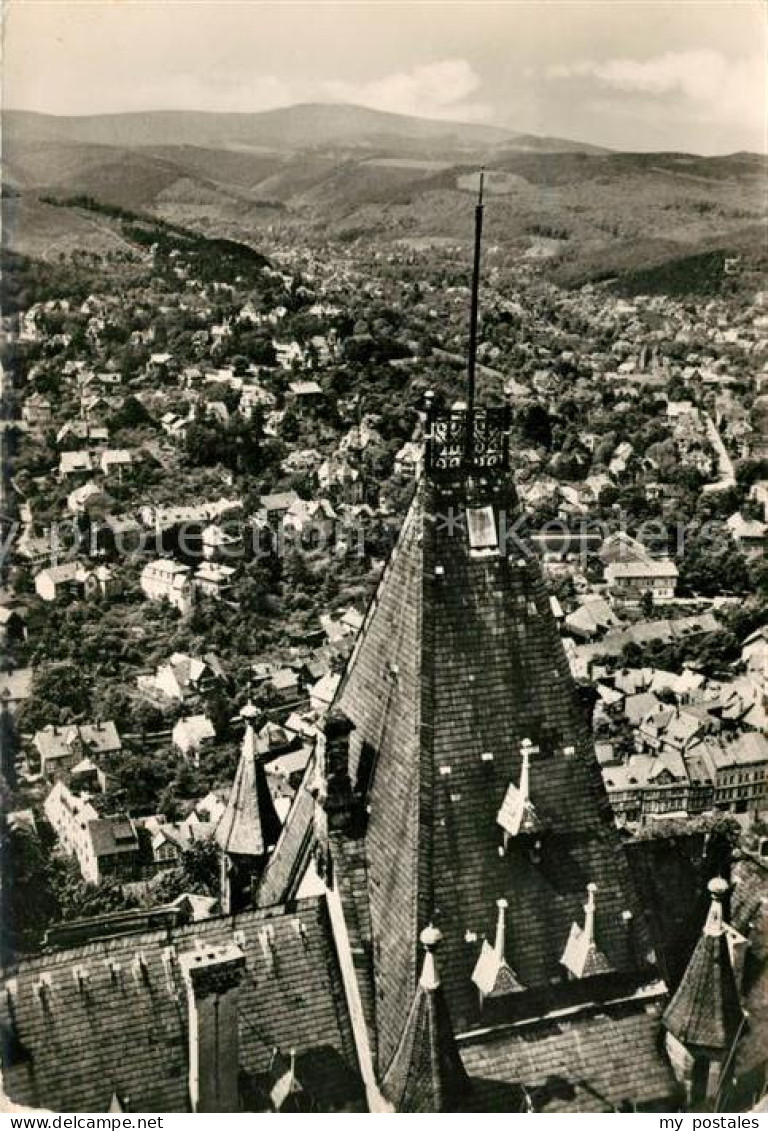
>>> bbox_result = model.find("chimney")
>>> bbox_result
[179,942,245,1113]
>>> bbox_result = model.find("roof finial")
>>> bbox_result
[383,923,472,1109]
[419,924,442,990]
[703,876,728,938]
[494,898,508,959]
[240,700,260,757]
[519,741,531,801]
[496,739,542,844]
[583,882,598,946]
[466,167,485,442]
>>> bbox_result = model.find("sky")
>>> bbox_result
[3,1,766,153]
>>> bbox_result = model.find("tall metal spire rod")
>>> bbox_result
[466,168,485,420]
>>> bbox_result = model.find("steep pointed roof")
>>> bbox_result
[331,403,657,1066]
[382,927,471,1112]
[215,707,282,857]
[663,877,743,1052]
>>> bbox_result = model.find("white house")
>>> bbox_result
[140,559,194,613]
[172,714,216,761]
[44,782,139,884]
[34,562,113,603]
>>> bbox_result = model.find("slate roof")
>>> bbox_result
[729,854,768,1091]
[460,996,676,1112]
[0,899,362,1113]
[256,765,317,909]
[34,722,122,764]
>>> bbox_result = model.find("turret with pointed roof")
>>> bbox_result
[382,926,471,1112]
[216,703,282,913]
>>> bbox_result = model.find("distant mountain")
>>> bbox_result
[4,103,520,154]
[3,103,764,295]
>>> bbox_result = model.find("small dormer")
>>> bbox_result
[269,1048,309,1112]
[496,739,542,850]
[471,899,525,1004]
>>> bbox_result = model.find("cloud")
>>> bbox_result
[115,58,494,122]
[548,50,764,129]
[320,59,494,122]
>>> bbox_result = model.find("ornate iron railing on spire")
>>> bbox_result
[424,401,510,476]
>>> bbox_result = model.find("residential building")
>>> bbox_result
[605,558,678,605]
[34,562,114,603]
[140,559,194,613]
[137,652,226,706]
[308,672,340,715]
[172,715,216,761]
[393,440,424,479]
[693,732,768,816]
[34,721,122,780]
[44,781,139,884]
[727,513,767,560]
[21,393,52,429]
[259,491,300,528]
[194,561,236,601]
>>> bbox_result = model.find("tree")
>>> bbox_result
[1,824,59,957]
[18,661,93,734]
[47,855,138,922]
[678,525,751,597]
[140,838,220,907]
[518,403,553,450]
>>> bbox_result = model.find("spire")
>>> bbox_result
[466,168,485,423]
[381,927,472,1112]
[471,898,525,1002]
[497,739,542,845]
[215,703,282,859]
[560,883,613,979]
[423,170,511,480]
[663,877,743,1053]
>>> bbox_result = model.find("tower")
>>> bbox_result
[216,703,282,914]
[256,177,676,1111]
[663,878,744,1107]
[381,926,471,1112]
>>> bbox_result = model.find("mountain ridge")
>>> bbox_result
[3,103,608,154]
